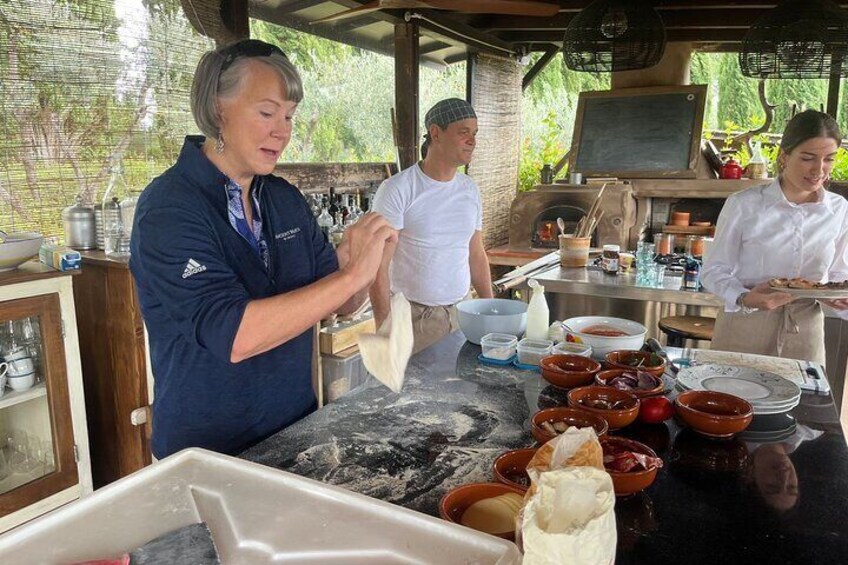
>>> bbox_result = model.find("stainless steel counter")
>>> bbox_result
[532,266,722,307]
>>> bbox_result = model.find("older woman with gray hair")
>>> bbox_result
[129,39,396,458]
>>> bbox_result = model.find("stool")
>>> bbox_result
[658,315,715,348]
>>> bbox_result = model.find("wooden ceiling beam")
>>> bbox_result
[278,0,328,13]
[495,28,751,43]
[407,10,519,56]
[251,4,449,65]
[468,8,806,32]
[540,0,846,7]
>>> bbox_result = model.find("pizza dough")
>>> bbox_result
[357,293,414,393]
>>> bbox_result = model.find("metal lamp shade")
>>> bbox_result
[563,0,666,73]
[740,0,848,79]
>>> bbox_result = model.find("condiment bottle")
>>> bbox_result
[747,141,768,180]
[601,244,620,275]
[525,280,550,340]
[540,164,554,184]
[683,256,701,291]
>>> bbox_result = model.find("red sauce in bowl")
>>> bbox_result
[582,324,629,337]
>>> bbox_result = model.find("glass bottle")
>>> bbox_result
[329,221,345,248]
[328,187,339,219]
[316,207,334,240]
[102,159,131,258]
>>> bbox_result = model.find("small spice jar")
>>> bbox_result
[601,244,620,275]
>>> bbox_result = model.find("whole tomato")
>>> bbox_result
[639,397,674,424]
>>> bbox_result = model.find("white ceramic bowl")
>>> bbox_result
[0,232,43,272]
[563,316,648,360]
[456,298,528,345]
[7,372,35,392]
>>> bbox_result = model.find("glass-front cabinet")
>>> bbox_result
[0,267,91,533]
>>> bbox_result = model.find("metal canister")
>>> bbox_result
[62,197,97,250]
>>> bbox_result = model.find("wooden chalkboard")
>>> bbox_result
[570,85,707,179]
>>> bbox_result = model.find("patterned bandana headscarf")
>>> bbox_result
[424,98,477,130]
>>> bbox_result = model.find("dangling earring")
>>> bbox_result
[215,135,225,154]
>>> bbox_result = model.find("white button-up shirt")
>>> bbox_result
[701,179,848,316]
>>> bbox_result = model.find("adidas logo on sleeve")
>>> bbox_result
[182,258,208,279]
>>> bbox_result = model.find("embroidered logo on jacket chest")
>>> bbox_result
[275,227,302,241]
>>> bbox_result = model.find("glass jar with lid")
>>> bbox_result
[601,244,620,275]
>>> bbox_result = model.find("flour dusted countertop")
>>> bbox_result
[240,332,848,564]
[240,333,534,516]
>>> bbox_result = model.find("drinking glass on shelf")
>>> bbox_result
[636,241,655,256]
[6,429,28,471]
[651,264,667,287]
[0,449,10,481]
[41,439,56,474]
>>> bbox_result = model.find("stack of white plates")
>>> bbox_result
[676,364,801,415]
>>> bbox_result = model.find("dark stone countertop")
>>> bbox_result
[241,333,848,564]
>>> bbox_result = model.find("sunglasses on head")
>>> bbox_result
[219,39,287,72]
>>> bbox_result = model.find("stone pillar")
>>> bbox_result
[468,53,522,248]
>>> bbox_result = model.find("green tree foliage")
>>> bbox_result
[691,52,832,133]
[251,20,465,164]
[519,53,609,190]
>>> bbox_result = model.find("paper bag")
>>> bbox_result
[517,428,616,564]
[525,427,604,499]
[520,467,617,565]
[357,293,413,393]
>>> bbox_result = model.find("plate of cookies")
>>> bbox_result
[768,277,848,299]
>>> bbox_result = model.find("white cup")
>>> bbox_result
[7,357,33,377]
[7,372,34,392]
[3,346,28,362]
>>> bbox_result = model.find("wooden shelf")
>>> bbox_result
[0,382,47,410]
[630,178,771,199]
[0,261,77,288]
[662,224,716,236]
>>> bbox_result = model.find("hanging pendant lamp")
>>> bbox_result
[563,0,666,73]
[740,0,848,78]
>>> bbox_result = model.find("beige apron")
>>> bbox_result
[408,301,461,354]
[712,299,825,365]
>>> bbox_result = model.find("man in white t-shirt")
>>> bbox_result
[370,98,494,352]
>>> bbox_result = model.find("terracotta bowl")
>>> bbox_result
[567,386,640,430]
[492,448,537,491]
[604,350,666,377]
[439,482,527,540]
[531,406,610,444]
[540,354,602,389]
[601,436,661,496]
[594,368,665,399]
[675,390,754,439]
